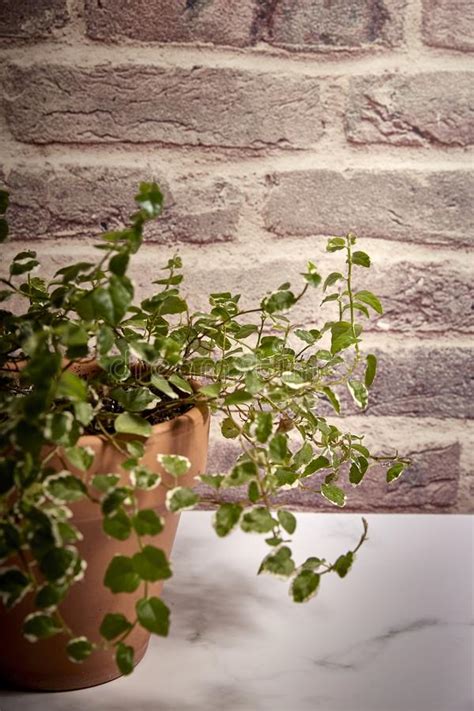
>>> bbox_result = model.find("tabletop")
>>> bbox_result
[0,511,472,711]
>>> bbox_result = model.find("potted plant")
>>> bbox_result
[0,183,408,690]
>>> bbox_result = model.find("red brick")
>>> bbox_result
[263,0,406,51]
[197,441,461,512]
[1,166,241,244]
[0,0,68,40]
[346,73,474,147]
[422,0,474,52]
[85,0,256,47]
[4,63,323,149]
[263,170,473,246]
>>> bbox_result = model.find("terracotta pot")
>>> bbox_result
[0,398,210,691]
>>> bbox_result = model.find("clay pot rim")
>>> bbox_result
[77,399,209,446]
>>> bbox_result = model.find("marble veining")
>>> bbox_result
[0,513,472,711]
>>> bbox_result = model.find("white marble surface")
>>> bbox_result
[0,512,472,711]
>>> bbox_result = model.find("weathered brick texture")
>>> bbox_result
[198,436,461,512]
[0,0,472,513]
[85,0,256,47]
[0,0,68,40]
[346,73,474,147]
[262,0,407,51]
[263,170,473,245]
[4,63,323,149]
[365,347,473,419]
[85,0,406,51]
[1,166,241,243]
[422,0,474,52]
[163,256,474,335]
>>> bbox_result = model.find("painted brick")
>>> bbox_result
[263,0,406,51]
[1,166,241,244]
[4,63,323,149]
[0,0,68,39]
[85,0,256,47]
[263,170,473,246]
[346,73,474,147]
[422,0,474,52]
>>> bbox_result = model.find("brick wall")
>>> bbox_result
[1,0,472,512]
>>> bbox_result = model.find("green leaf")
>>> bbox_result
[10,259,39,276]
[248,480,260,503]
[198,382,221,398]
[333,551,354,578]
[45,472,87,503]
[103,509,132,541]
[0,218,9,242]
[321,386,341,414]
[65,446,94,472]
[263,290,296,314]
[291,570,320,602]
[352,251,371,268]
[302,557,325,571]
[321,483,346,507]
[386,462,406,483]
[326,237,346,252]
[277,510,297,535]
[0,568,31,608]
[347,380,368,409]
[116,643,134,675]
[198,473,225,490]
[354,290,383,315]
[303,456,330,477]
[323,271,344,291]
[281,371,307,390]
[132,545,171,582]
[269,433,289,463]
[302,262,321,288]
[168,374,193,394]
[255,412,273,443]
[213,503,243,537]
[331,322,359,354]
[104,555,140,593]
[35,583,66,610]
[294,328,321,345]
[0,190,9,214]
[349,456,369,486]
[92,474,120,492]
[100,613,132,641]
[365,354,377,388]
[23,612,61,642]
[115,413,152,438]
[259,546,295,578]
[165,487,199,512]
[132,509,164,536]
[135,181,163,218]
[233,354,257,372]
[275,467,298,486]
[130,466,160,490]
[111,387,158,412]
[136,596,170,636]
[101,487,132,515]
[39,547,76,582]
[240,507,275,534]
[225,460,257,486]
[150,374,179,399]
[224,389,252,406]
[221,416,240,439]
[293,442,313,470]
[67,637,94,662]
[157,454,191,477]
